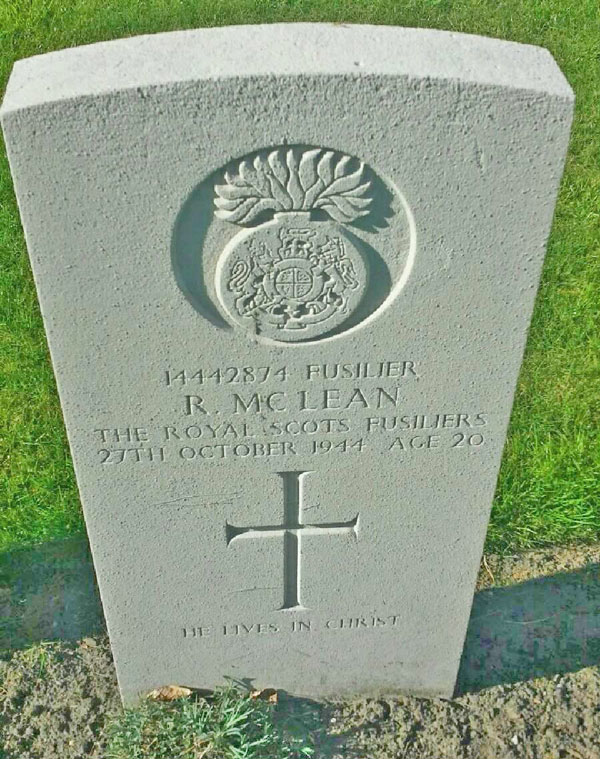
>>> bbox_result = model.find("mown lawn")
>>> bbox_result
[0,0,599,553]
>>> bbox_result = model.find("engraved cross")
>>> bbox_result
[226,471,359,610]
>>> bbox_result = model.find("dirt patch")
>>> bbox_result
[0,545,599,758]
[475,544,600,590]
[0,638,119,759]
[324,668,600,758]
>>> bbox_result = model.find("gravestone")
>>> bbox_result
[1,25,573,703]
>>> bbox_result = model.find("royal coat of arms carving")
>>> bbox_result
[214,148,373,342]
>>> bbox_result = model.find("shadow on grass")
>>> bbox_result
[0,537,104,652]
[456,560,600,693]
[1,538,599,694]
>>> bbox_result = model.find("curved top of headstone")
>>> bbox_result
[1,24,573,114]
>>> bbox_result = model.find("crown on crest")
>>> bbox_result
[277,227,316,260]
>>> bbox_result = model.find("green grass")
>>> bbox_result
[0,0,598,553]
[105,688,313,759]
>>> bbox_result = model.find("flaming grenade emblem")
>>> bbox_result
[214,148,373,342]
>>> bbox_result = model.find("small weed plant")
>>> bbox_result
[106,687,314,759]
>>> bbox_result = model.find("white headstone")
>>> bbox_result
[1,25,573,703]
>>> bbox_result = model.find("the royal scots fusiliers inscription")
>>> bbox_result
[2,25,573,704]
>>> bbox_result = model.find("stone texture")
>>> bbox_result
[1,24,573,703]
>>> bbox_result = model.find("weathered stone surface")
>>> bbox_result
[1,24,573,703]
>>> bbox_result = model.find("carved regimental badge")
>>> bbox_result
[214,148,373,342]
